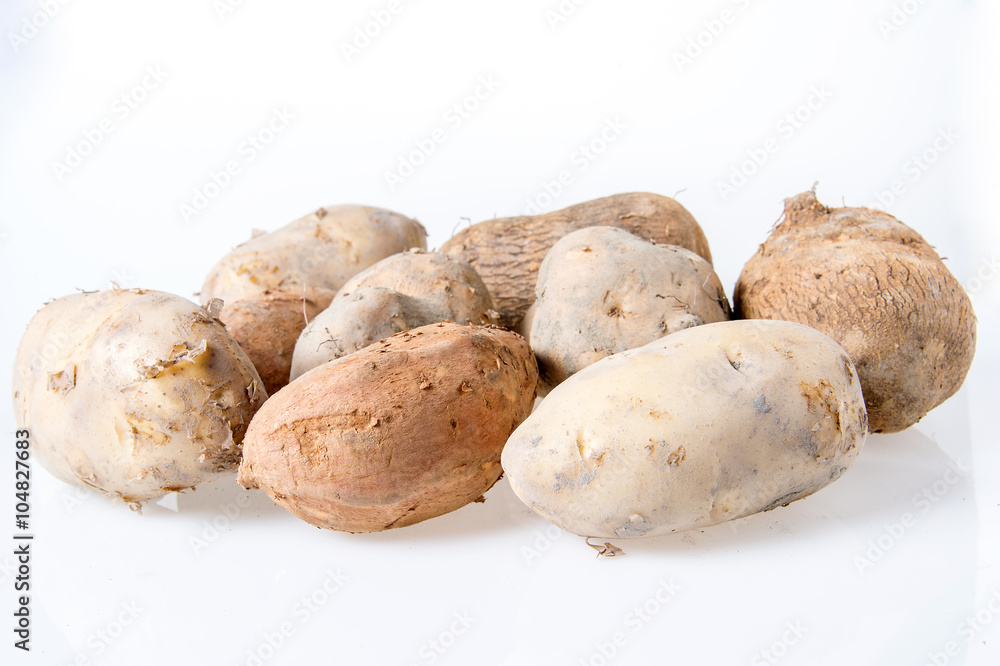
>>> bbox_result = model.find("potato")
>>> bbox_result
[240,322,538,532]
[441,193,713,329]
[290,288,445,381]
[220,287,336,394]
[11,289,267,505]
[529,226,731,389]
[338,249,495,324]
[200,204,427,306]
[734,190,976,433]
[501,320,867,539]
[290,250,496,380]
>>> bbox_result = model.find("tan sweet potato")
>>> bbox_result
[440,192,713,329]
[220,288,336,394]
[239,322,538,532]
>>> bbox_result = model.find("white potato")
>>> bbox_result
[11,289,267,505]
[290,250,495,380]
[529,226,730,389]
[200,204,427,306]
[501,319,868,538]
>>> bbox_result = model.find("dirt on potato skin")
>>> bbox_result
[440,192,713,330]
[528,226,730,391]
[12,288,268,505]
[734,190,976,433]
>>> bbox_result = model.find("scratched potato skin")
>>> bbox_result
[501,320,868,539]
[11,289,267,506]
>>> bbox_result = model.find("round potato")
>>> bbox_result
[337,249,496,326]
[290,287,448,381]
[501,320,868,539]
[529,226,731,389]
[240,322,538,532]
[11,289,267,505]
[734,190,976,433]
[220,287,336,394]
[200,204,427,306]
[290,250,496,380]
[441,192,713,329]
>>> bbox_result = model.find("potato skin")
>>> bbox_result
[11,289,267,504]
[290,250,496,380]
[220,288,336,394]
[337,249,496,326]
[240,322,539,532]
[734,191,976,433]
[290,288,447,381]
[530,226,731,389]
[501,320,867,539]
[441,193,713,329]
[200,204,427,306]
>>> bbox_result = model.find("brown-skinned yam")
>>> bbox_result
[440,193,713,329]
[733,190,976,433]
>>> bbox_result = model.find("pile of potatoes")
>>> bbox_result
[11,190,976,542]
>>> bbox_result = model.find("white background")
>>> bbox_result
[2,1,998,665]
